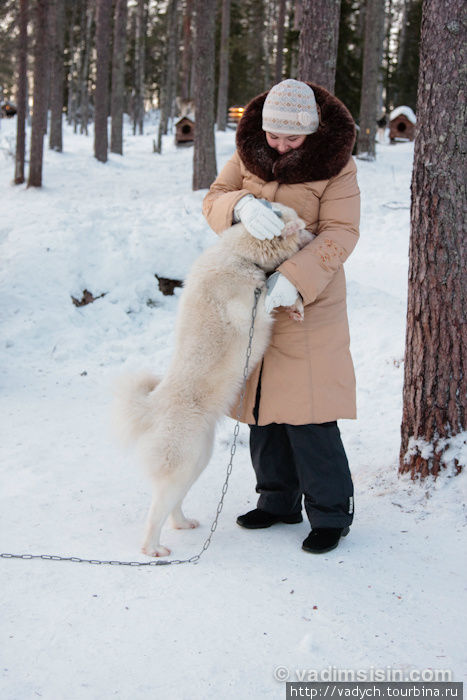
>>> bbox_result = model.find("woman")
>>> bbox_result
[202,79,360,554]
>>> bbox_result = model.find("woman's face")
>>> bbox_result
[265,132,306,154]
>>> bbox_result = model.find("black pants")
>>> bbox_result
[249,422,354,528]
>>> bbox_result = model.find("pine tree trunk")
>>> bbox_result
[263,0,273,90]
[298,0,341,93]
[165,0,179,128]
[286,1,300,79]
[181,0,193,102]
[157,0,179,149]
[111,0,128,153]
[132,2,141,135]
[392,0,423,112]
[139,2,147,135]
[133,0,146,135]
[94,0,112,163]
[246,0,266,99]
[396,0,409,72]
[383,0,394,115]
[356,0,385,159]
[293,0,301,30]
[274,0,287,83]
[15,0,28,185]
[73,0,86,133]
[376,0,386,119]
[192,0,217,190]
[78,2,93,135]
[216,0,231,131]
[49,0,66,152]
[128,10,136,128]
[66,0,79,126]
[28,0,49,188]
[399,0,466,478]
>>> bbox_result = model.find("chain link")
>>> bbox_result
[0,287,263,568]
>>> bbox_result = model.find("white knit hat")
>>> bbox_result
[262,79,319,135]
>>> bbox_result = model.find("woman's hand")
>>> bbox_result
[233,195,285,240]
[265,272,300,313]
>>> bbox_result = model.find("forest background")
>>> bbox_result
[0,0,465,489]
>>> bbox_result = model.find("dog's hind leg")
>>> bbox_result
[142,469,204,557]
[142,476,190,557]
[167,465,204,531]
[170,501,199,530]
[142,427,215,557]
[169,423,215,530]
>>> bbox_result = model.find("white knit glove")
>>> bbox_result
[265,272,299,313]
[233,195,285,240]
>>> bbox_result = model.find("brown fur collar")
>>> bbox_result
[236,83,356,184]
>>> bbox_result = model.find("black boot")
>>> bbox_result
[302,526,350,553]
[236,508,303,529]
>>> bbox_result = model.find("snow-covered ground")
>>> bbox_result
[1,116,466,699]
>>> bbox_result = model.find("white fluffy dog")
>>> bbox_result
[113,203,312,556]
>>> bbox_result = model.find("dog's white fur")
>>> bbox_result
[113,204,312,556]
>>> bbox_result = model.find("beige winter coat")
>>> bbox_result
[202,83,360,425]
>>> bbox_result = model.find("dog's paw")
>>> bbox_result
[141,543,171,557]
[171,517,200,530]
[285,305,304,322]
[284,295,305,322]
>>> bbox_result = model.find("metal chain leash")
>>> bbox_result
[0,287,263,568]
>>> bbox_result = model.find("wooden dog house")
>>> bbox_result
[175,116,195,145]
[389,106,416,142]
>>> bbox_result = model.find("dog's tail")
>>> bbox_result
[112,371,161,447]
